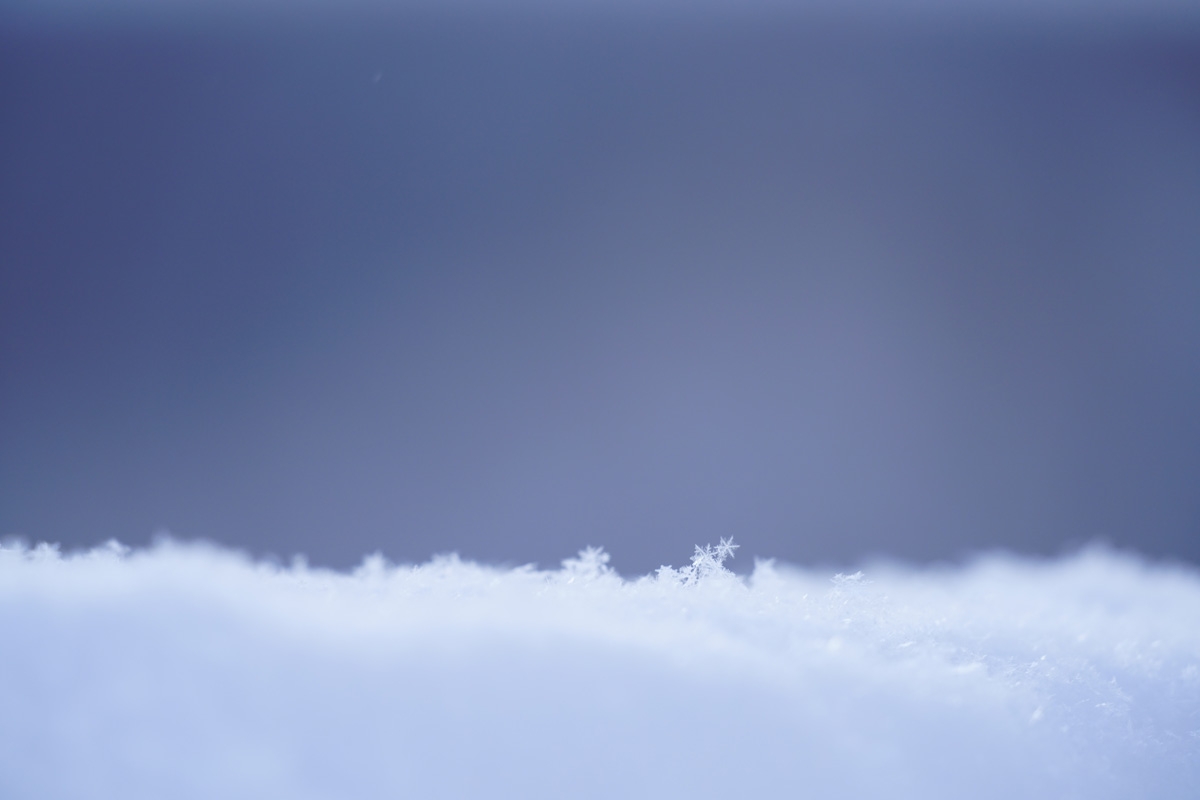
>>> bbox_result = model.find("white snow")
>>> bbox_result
[1,538,1197,799]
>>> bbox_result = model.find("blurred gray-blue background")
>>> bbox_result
[2,2,1198,572]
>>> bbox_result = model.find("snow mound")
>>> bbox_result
[1,538,1197,799]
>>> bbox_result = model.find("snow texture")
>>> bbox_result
[1,538,1198,799]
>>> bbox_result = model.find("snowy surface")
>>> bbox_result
[1,539,1198,799]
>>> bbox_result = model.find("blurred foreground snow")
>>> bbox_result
[1,539,1198,799]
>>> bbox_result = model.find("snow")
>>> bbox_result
[1,538,1197,798]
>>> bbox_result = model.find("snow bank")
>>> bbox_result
[1,539,1197,799]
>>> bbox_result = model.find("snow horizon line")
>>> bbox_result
[2,532,1191,581]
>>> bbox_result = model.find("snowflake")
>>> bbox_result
[562,546,612,582]
[676,538,740,585]
[713,537,739,564]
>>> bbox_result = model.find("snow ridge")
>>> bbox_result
[1,538,1197,799]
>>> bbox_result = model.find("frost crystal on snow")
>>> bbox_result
[670,537,739,585]
[561,545,613,582]
[713,537,740,563]
[831,570,866,587]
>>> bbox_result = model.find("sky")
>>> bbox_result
[2,1,1199,573]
